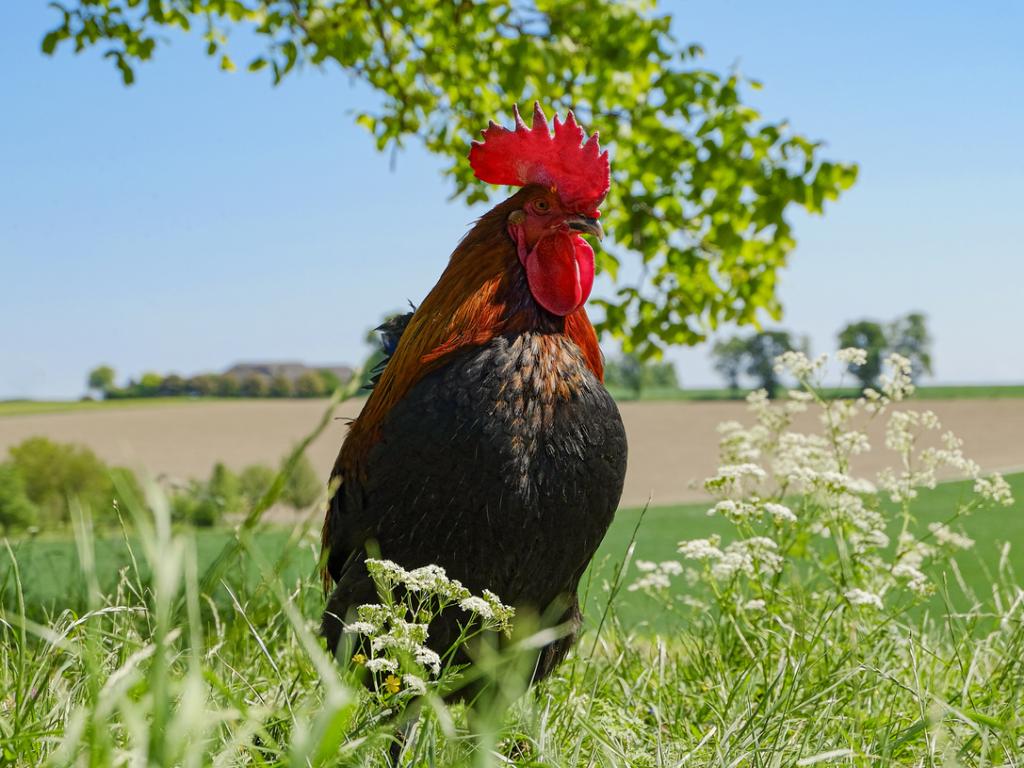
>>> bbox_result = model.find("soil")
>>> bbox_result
[2,397,1022,509]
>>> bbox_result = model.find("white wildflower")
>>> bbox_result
[355,604,393,628]
[459,596,494,619]
[628,572,671,592]
[763,502,797,523]
[836,347,868,366]
[404,564,447,590]
[343,621,377,636]
[364,657,399,674]
[480,589,515,626]
[880,353,915,401]
[928,522,974,550]
[742,598,766,612]
[678,536,724,561]
[774,350,826,380]
[836,430,871,456]
[415,646,442,675]
[365,559,409,584]
[844,589,884,609]
[733,537,784,574]
[892,563,931,596]
[707,499,758,521]
[391,620,429,644]
[401,674,427,695]
[975,473,1014,506]
[711,551,751,580]
[628,559,684,592]
[704,463,767,499]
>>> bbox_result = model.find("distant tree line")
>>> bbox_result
[86,366,350,400]
[603,353,680,400]
[0,436,322,531]
[711,312,933,397]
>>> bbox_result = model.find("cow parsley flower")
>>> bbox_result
[459,596,494,618]
[704,463,767,499]
[892,563,930,596]
[928,522,974,550]
[415,646,442,675]
[629,560,684,592]
[678,536,724,561]
[763,502,797,523]
[344,621,377,636]
[708,499,759,521]
[880,353,915,401]
[365,657,399,674]
[402,674,427,695]
[975,473,1014,506]
[774,350,826,380]
[836,347,868,366]
[628,572,671,592]
[844,589,883,609]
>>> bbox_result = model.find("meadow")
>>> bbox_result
[3,360,1024,766]
[4,472,1023,627]
[5,382,1024,418]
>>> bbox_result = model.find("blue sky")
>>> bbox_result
[2,1,1022,398]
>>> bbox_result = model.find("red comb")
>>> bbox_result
[469,103,610,215]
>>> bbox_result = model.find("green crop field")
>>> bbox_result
[606,383,1024,401]
[5,473,1021,626]
[5,382,1024,418]
[0,397,261,417]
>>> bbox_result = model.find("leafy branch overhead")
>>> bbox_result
[42,0,858,356]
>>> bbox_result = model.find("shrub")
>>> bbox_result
[239,463,276,506]
[268,374,293,398]
[8,437,118,524]
[0,462,38,529]
[187,374,218,396]
[281,453,322,510]
[215,374,241,397]
[168,463,248,527]
[293,372,326,398]
[240,375,270,398]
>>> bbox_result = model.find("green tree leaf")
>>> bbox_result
[38,0,856,355]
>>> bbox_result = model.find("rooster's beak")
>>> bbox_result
[566,215,604,241]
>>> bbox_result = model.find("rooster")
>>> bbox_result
[321,103,628,686]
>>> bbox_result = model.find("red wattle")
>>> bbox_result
[525,233,595,316]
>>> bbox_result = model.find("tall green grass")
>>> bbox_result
[2,485,1022,765]
[2,363,1024,765]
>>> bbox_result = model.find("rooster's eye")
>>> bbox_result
[533,199,550,213]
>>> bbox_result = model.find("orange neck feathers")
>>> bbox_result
[339,190,604,473]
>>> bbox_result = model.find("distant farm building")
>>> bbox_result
[224,362,355,384]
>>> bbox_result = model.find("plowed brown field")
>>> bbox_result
[2,398,1022,508]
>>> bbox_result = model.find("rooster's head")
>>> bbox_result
[469,103,610,317]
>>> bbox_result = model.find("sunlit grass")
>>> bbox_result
[2,485,1023,765]
[5,382,1024,417]
[2,370,1024,765]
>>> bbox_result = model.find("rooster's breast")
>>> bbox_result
[358,330,627,608]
